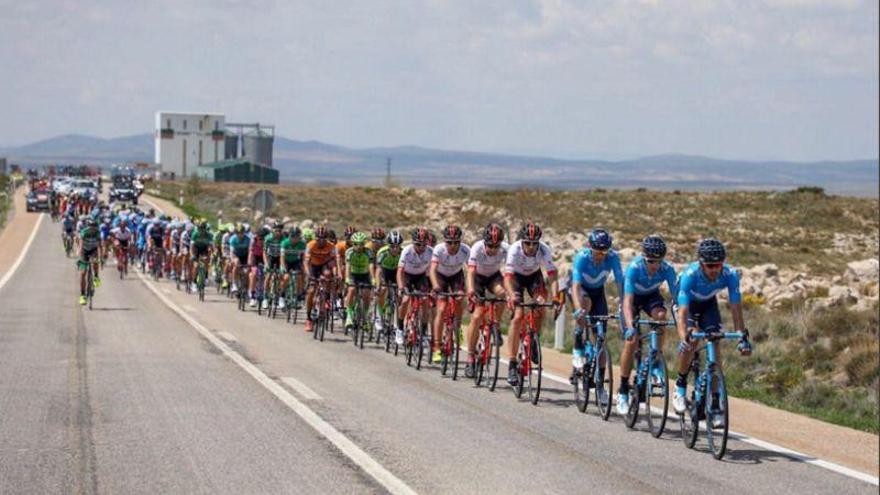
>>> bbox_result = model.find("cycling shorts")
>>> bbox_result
[191,244,210,261]
[403,272,430,293]
[436,270,464,293]
[381,267,396,286]
[633,290,665,317]
[233,251,249,265]
[473,271,503,297]
[511,271,546,300]
[576,284,608,317]
[308,262,334,281]
[687,297,721,332]
[348,272,372,287]
[266,255,281,271]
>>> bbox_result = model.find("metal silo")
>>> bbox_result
[224,133,239,159]
[242,128,273,167]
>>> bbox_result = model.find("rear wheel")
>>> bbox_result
[706,369,730,460]
[646,355,669,438]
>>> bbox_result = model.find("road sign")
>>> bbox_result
[253,189,275,217]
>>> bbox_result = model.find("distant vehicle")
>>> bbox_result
[26,188,51,212]
[71,179,98,197]
[53,176,74,195]
[109,179,139,204]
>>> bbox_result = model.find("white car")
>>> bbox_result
[53,176,74,195]
[71,179,98,197]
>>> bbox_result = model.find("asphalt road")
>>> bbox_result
[0,216,875,494]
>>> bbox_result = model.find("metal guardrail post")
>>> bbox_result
[554,308,566,349]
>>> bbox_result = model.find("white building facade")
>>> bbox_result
[155,112,226,178]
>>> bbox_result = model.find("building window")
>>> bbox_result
[214,120,219,131]
[199,120,203,130]
[166,118,171,129]
[183,120,187,130]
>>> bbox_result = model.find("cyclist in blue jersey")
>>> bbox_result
[228,225,252,294]
[568,228,623,405]
[616,235,678,415]
[673,238,751,415]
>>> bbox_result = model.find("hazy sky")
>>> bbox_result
[1,0,877,161]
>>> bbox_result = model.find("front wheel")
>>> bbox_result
[624,372,642,429]
[680,366,702,449]
[595,345,614,421]
[646,355,669,438]
[706,369,730,460]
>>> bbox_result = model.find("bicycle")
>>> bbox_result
[194,256,208,302]
[572,314,617,421]
[235,264,249,312]
[83,259,96,310]
[382,283,399,354]
[285,270,301,325]
[403,290,432,370]
[436,291,464,380]
[62,232,73,258]
[472,294,505,391]
[314,276,337,342]
[623,319,677,436]
[115,242,129,279]
[348,282,373,349]
[513,301,558,405]
[149,247,164,281]
[264,267,281,319]
[680,324,751,460]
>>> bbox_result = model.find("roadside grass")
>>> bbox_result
[151,180,880,433]
[0,174,11,229]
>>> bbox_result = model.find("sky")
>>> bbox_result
[0,0,877,161]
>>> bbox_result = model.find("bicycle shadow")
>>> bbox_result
[721,447,814,467]
[88,307,137,312]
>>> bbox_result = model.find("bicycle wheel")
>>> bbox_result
[513,339,526,399]
[527,333,543,405]
[624,372,641,429]
[405,320,417,367]
[474,330,486,387]
[415,323,426,371]
[440,325,451,376]
[595,344,614,421]
[680,366,701,449]
[706,369,730,460]
[451,326,460,381]
[646,355,669,438]
[318,310,327,342]
[357,303,366,349]
[487,325,501,392]
[574,360,590,413]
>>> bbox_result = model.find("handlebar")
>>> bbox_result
[434,291,465,298]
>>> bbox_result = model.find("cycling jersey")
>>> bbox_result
[99,223,111,240]
[111,227,132,242]
[80,226,100,250]
[229,234,251,257]
[190,230,212,249]
[345,247,373,275]
[467,240,509,276]
[505,240,556,276]
[571,247,622,290]
[264,233,283,257]
[623,255,677,296]
[677,262,742,305]
[376,245,401,271]
[62,217,75,233]
[398,244,433,275]
[336,241,349,261]
[212,231,224,248]
[305,240,336,266]
[180,230,191,248]
[250,237,264,258]
[431,242,470,276]
[280,238,306,264]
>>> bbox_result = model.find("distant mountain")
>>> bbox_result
[2,134,876,196]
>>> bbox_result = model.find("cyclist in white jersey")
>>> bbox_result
[429,225,470,364]
[463,223,509,378]
[396,228,434,337]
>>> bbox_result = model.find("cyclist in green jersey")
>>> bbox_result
[374,230,403,336]
[263,222,285,310]
[344,232,373,328]
[189,221,214,292]
[280,226,307,309]
[77,217,102,305]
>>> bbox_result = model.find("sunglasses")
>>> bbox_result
[703,262,723,269]
[447,241,460,245]
[523,241,539,247]
[645,258,662,265]
[592,248,609,254]
[486,243,500,249]
[413,243,424,248]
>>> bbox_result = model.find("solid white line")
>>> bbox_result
[281,376,323,401]
[217,331,238,343]
[535,363,879,486]
[137,272,417,495]
[0,213,44,292]
[181,304,197,313]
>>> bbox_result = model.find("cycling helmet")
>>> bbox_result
[258,227,270,238]
[351,231,368,246]
[411,228,429,244]
[641,235,667,259]
[288,226,302,238]
[483,223,504,245]
[519,222,543,242]
[427,231,437,247]
[371,227,386,241]
[236,224,246,234]
[86,218,98,227]
[198,220,209,230]
[328,229,337,243]
[442,224,463,242]
[697,238,726,263]
[185,222,194,232]
[302,227,315,242]
[343,226,357,240]
[387,230,403,245]
[272,221,283,231]
[315,226,329,240]
[588,228,613,250]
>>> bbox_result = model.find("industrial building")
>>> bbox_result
[195,159,279,184]
[154,111,275,179]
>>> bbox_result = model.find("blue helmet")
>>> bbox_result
[698,238,726,263]
[641,235,667,259]
[588,228,613,250]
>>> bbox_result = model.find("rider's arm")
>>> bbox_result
[622,262,637,327]
[623,293,636,329]
[428,261,440,292]
[396,266,405,291]
[676,272,693,340]
[465,266,475,295]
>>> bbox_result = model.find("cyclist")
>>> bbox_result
[396,228,434,339]
[77,218,102,305]
[99,217,112,265]
[336,225,356,283]
[463,223,509,378]
[375,230,403,341]
[61,213,76,253]
[280,226,307,309]
[569,228,623,400]
[262,222,285,310]
[616,235,678,415]
[303,226,338,332]
[367,227,386,257]
[673,238,751,417]
[110,218,134,274]
[503,223,558,386]
[228,225,251,295]
[344,232,374,329]
[189,221,214,292]
[429,225,470,364]
[247,227,268,308]
[145,218,165,276]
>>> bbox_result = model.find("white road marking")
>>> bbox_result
[217,331,238,343]
[0,213,44,292]
[137,271,417,495]
[181,304,197,313]
[281,377,323,401]
[522,357,879,486]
